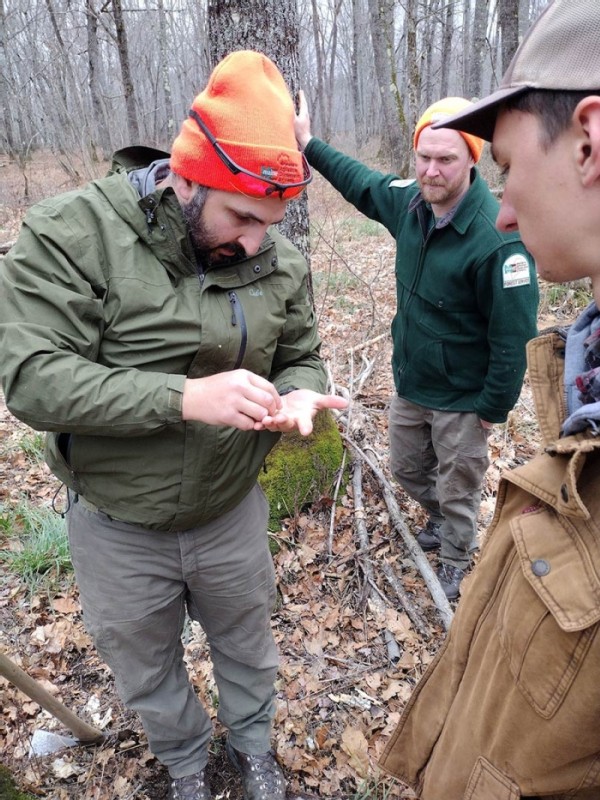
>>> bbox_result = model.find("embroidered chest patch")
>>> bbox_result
[502,253,531,288]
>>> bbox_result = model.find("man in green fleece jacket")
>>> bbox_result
[0,53,346,800]
[295,95,539,600]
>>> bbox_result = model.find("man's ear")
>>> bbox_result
[171,172,197,203]
[573,96,600,187]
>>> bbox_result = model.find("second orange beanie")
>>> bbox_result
[414,97,485,163]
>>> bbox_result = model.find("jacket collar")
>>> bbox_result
[512,330,600,520]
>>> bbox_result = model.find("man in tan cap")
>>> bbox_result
[379,1,600,798]
[295,96,539,599]
[0,51,347,800]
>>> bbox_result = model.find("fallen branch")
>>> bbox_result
[346,332,387,355]
[381,560,431,641]
[352,458,403,663]
[343,434,454,631]
[352,458,385,614]
[383,629,401,664]
[327,448,347,556]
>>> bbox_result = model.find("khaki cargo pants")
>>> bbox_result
[67,484,278,779]
[389,395,490,568]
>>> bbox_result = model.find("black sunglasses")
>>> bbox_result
[189,109,312,198]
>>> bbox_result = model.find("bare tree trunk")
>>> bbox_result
[157,0,175,146]
[467,0,491,99]
[351,0,366,151]
[310,0,328,140]
[111,0,140,142]
[403,0,420,172]
[498,0,519,73]
[0,0,15,152]
[326,0,343,143]
[207,0,312,289]
[86,0,111,159]
[368,0,408,172]
[440,0,454,98]
[44,0,85,154]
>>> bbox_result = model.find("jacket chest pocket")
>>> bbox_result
[188,287,284,377]
[495,508,600,719]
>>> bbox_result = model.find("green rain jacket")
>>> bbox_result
[304,138,539,423]
[0,147,326,531]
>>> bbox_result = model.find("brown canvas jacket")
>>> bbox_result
[380,330,600,799]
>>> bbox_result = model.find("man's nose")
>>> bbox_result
[238,228,267,257]
[496,198,518,233]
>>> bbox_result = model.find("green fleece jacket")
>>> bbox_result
[305,138,539,422]
[0,147,326,531]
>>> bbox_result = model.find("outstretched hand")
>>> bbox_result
[257,389,348,436]
[294,90,313,150]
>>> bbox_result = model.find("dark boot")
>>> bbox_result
[169,769,212,800]
[416,519,442,551]
[226,739,286,800]
[436,562,466,600]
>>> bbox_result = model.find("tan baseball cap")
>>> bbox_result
[432,0,600,141]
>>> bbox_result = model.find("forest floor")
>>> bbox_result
[0,149,588,800]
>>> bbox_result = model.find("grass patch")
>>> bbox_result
[341,216,388,239]
[18,430,45,463]
[539,278,592,319]
[312,269,361,294]
[352,774,405,799]
[0,500,72,595]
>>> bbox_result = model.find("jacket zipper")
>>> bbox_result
[228,291,247,369]
[397,206,437,383]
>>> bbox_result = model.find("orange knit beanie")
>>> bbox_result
[171,51,307,199]
[413,97,485,163]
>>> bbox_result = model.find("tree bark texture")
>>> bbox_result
[111,0,140,143]
[368,0,408,173]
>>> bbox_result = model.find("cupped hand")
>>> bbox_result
[182,370,282,430]
[257,388,348,436]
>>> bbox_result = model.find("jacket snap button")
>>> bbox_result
[253,264,261,273]
[271,257,277,266]
[560,484,569,502]
[531,559,551,577]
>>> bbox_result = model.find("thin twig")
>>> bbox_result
[342,434,454,631]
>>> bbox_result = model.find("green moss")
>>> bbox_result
[259,410,344,530]
[0,765,37,800]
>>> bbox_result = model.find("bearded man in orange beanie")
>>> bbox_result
[0,51,347,800]
[295,96,538,601]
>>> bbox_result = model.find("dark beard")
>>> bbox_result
[181,187,246,269]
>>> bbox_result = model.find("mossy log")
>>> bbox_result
[258,409,344,530]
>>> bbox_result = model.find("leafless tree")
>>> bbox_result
[86,0,111,159]
[466,0,491,100]
[111,0,140,142]
[368,0,408,172]
[498,0,520,71]
[0,0,554,184]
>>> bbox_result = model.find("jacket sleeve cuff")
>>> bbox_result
[166,374,186,415]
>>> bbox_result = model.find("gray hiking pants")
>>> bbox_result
[67,484,278,778]
[389,395,490,568]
